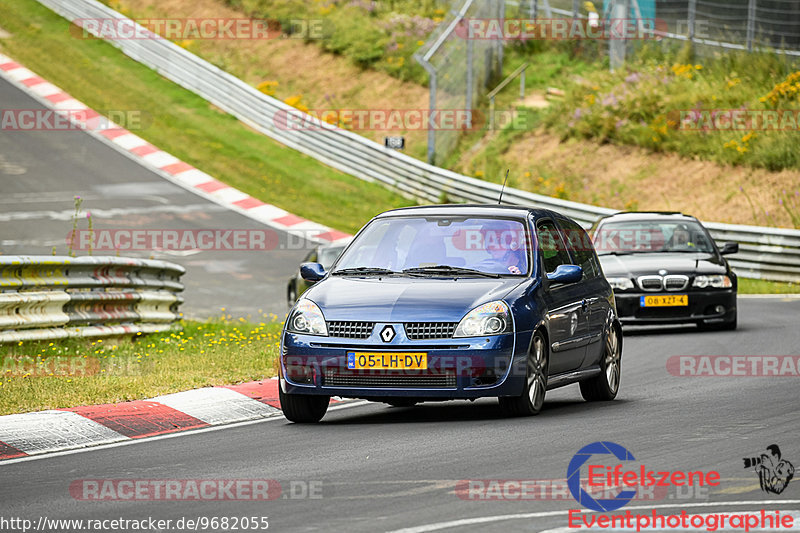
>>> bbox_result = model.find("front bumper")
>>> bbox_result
[614,289,736,325]
[280,327,531,399]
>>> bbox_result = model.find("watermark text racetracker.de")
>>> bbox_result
[1,109,148,132]
[666,355,800,377]
[71,17,325,40]
[67,229,333,252]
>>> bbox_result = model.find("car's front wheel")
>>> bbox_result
[499,331,548,417]
[580,323,621,402]
[279,386,329,423]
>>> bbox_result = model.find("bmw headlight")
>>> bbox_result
[607,277,634,291]
[454,301,512,337]
[286,299,328,336]
[693,275,732,289]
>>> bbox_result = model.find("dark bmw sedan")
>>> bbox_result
[279,205,623,423]
[590,212,739,331]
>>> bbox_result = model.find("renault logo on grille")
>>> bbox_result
[380,325,396,342]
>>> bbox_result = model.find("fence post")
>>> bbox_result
[427,69,437,164]
[746,0,756,52]
[497,0,505,78]
[531,0,537,20]
[688,0,697,42]
[573,0,580,19]
[466,37,474,130]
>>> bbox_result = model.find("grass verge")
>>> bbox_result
[0,316,283,416]
[738,278,800,294]
[0,0,413,235]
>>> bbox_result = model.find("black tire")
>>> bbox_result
[499,331,548,417]
[287,283,297,307]
[699,312,737,331]
[580,323,621,402]
[385,399,418,408]
[279,386,329,423]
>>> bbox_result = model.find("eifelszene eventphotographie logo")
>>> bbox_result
[567,441,721,512]
[743,444,795,495]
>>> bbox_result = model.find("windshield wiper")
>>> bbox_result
[331,267,398,276]
[402,265,502,278]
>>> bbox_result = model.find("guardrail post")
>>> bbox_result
[572,0,580,19]
[746,0,757,52]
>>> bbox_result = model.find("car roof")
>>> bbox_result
[374,204,562,220]
[595,211,700,224]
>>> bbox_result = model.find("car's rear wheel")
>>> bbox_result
[287,283,297,307]
[499,331,548,417]
[279,386,329,423]
[580,324,621,402]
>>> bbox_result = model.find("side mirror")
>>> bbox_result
[720,242,739,256]
[546,264,583,285]
[300,262,326,282]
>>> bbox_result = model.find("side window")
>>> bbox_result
[536,219,571,274]
[558,218,600,279]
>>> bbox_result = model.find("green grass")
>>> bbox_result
[738,278,800,294]
[0,0,414,235]
[0,317,283,415]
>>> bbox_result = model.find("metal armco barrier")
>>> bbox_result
[0,256,184,343]
[36,0,800,283]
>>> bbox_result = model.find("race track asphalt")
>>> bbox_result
[1,298,798,532]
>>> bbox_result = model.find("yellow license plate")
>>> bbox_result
[347,352,427,370]
[640,295,688,307]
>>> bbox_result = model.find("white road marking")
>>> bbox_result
[0,400,370,466]
[0,203,227,222]
[385,501,800,533]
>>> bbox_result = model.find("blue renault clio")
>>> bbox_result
[279,205,622,422]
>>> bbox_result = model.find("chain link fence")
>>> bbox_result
[413,0,504,165]
[510,0,800,58]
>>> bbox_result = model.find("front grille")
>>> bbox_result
[638,276,663,291]
[664,275,689,291]
[637,275,689,292]
[404,322,458,340]
[324,369,456,388]
[327,321,374,339]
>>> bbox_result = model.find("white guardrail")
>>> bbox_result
[36,0,800,283]
[0,256,184,343]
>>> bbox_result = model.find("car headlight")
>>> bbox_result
[454,300,512,337]
[693,275,732,289]
[607,277,634,291]
[286,299,328,336]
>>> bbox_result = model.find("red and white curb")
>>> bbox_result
[0,52,351,245]
[0,379,338,460]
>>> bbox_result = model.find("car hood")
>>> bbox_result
[304,276,526,322]
[599,252,727,278]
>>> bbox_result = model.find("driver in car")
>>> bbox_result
[669,225,697,251]
[472,230,525,275]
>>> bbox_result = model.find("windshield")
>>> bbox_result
[332,216,531,276]
[593,220,716,255]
